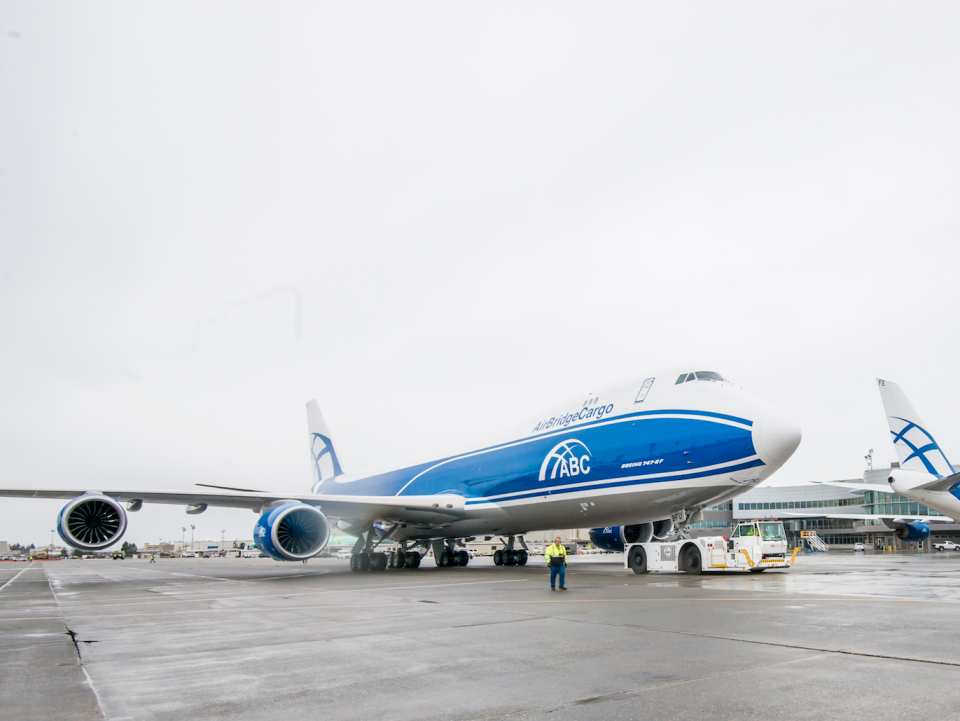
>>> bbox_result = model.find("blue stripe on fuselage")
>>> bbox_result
[462,457,766,505]
[315,410,758,503]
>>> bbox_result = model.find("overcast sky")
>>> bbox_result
[2,2,959,546]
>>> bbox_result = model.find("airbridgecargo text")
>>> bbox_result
[532,404,614,433]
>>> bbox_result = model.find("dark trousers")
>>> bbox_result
[550,564,565,588]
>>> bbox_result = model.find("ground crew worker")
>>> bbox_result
[545,537,567,591]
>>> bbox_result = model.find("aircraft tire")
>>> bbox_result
[517,550,527,566]
[493,550,503,566]
[439,550,451,567]
[357,553,371,572]
[628,546,647,574]
[409,553,421,569]
[395,550,406,568]
[681,546,702,575]
[457,550,469,566]
[374,553,388,571]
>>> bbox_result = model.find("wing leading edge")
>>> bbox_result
[0,487,466,525]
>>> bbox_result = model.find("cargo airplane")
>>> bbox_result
[0,369,802,570]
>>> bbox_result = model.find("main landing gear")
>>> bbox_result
[437,548,469,567]
[492,536,528,566]
[350,548,422,572]
[493,549,527,566]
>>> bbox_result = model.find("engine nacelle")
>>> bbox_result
[894,521,930,542]
[254,503,330,561]
[57,494,127,551]
[588,523,655,552]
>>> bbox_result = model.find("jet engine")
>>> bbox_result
[894,521,930,542]
[651,518,674,540]
[57,494,127,551]
[588,522,654,552]
[254,503,331,561]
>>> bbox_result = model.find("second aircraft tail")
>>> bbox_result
[877,378,954,478]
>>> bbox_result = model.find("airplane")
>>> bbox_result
[0,368,802,571]
[798,378,959,542]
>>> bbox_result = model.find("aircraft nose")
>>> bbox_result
[755,406,802,466]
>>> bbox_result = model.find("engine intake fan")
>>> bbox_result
[57,494,127,551]
[254,503,330,561]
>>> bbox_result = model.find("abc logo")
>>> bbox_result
[539,439,592,481]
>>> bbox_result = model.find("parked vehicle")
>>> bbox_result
[853,543,865,552]
[934,541,960,552]
[336,550,351,560]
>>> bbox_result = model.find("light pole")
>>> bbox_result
[181,527,187,557]
[190,524,195,553]
[221,530,226,555]
[50,529,54,552]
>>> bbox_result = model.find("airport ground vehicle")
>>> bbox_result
[624,521,800,574]
[934,541,960,552]
[336,549,351,560]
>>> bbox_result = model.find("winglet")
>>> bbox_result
[307,400,344,492]
[877,379,954,478]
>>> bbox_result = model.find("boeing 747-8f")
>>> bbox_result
[0,369,801,570]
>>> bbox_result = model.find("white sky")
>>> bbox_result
[2,2,958,547]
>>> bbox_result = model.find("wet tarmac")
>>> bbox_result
[3,551,960,720]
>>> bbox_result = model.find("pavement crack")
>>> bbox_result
[64,627,83,660]
[43,565,108,719]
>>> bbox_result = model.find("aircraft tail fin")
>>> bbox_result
[306,400,344,492]
[877,379,954,478]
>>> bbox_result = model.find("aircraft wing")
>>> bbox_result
[781,512,954,524]
[813,472,960,494]
[0,486,466,525]
[810,481,894,494]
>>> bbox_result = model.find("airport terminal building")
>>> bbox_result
[688,466,960,550]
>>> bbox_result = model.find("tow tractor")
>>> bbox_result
[623,520,800,574]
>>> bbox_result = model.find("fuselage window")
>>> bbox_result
[676,374,687,385]
[684,373,696,382]
[695,371,726,382]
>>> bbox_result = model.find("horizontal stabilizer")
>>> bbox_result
[914,471,960,493]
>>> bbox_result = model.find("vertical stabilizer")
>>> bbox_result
[306,400,344,492]
[877,379,954,478]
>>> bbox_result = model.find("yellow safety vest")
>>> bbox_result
[545,543,567,564]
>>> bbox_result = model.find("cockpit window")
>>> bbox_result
[678,371,727,384]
